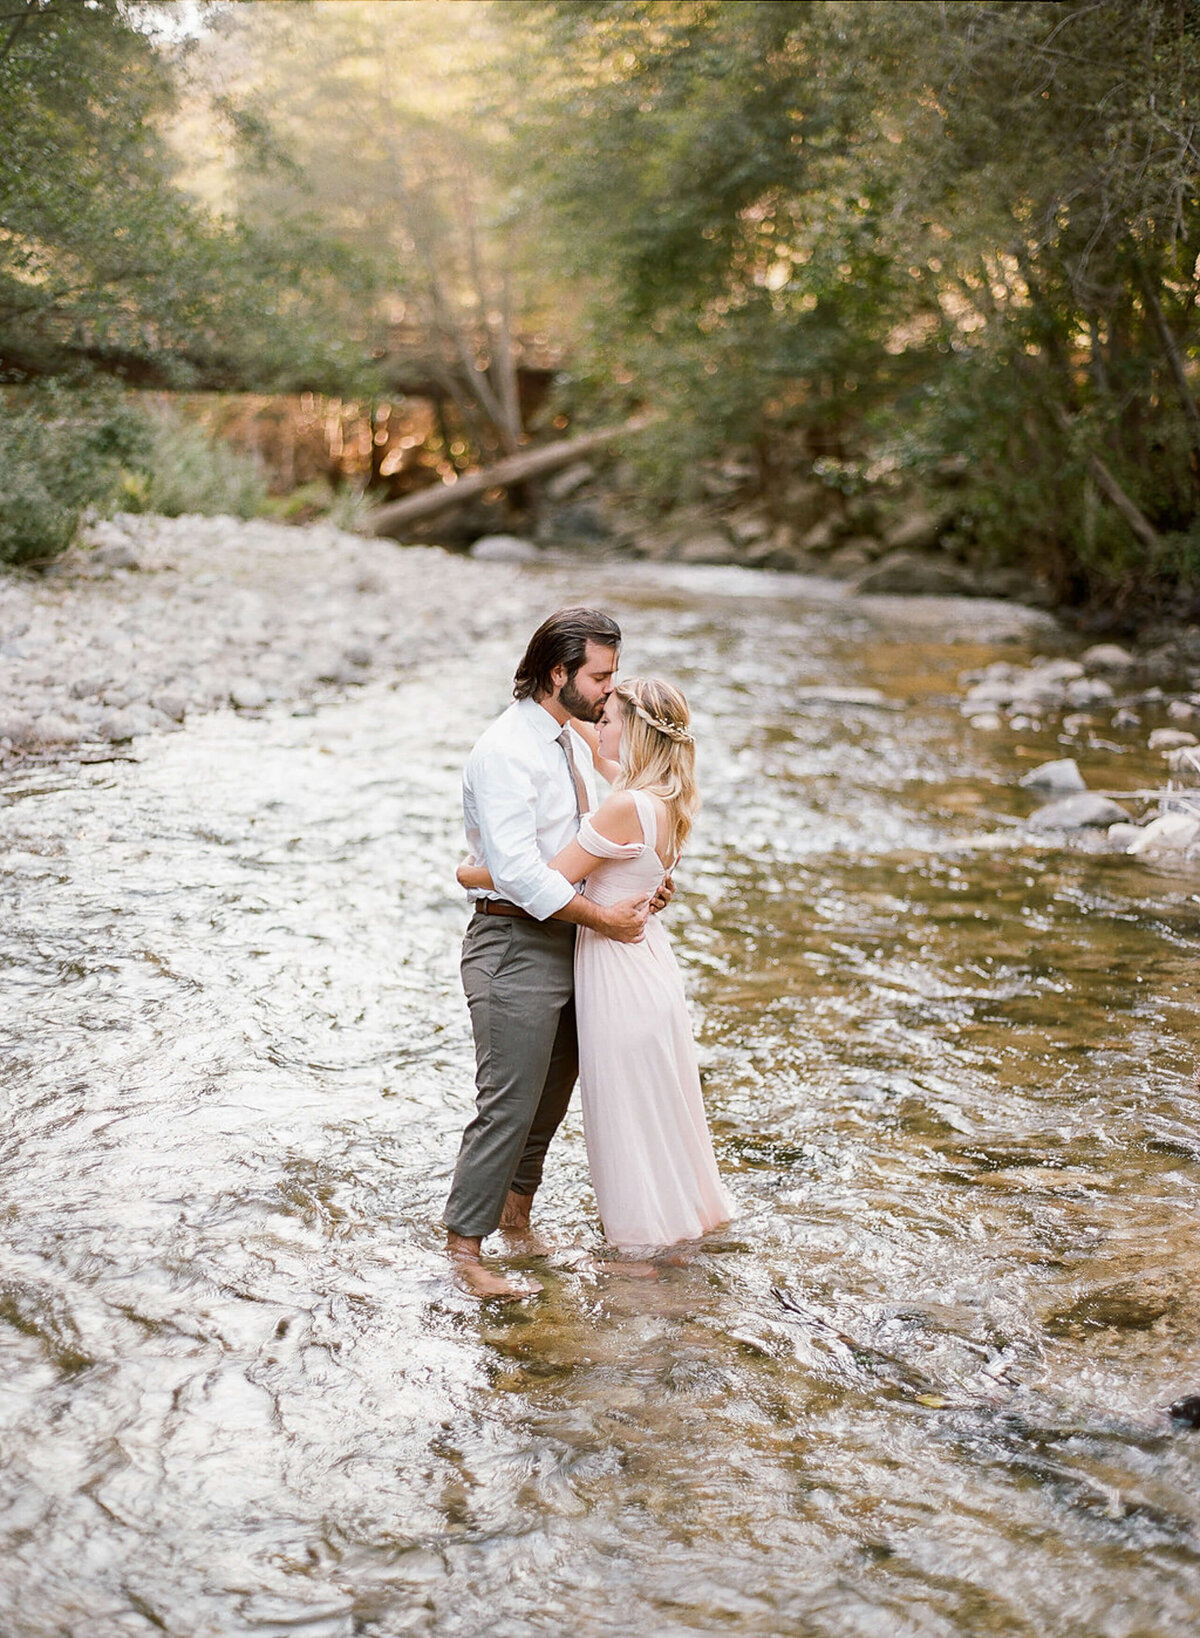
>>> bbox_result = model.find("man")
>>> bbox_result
[444,607,658,1297]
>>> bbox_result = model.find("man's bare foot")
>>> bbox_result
[498,1189,534,1231]
[452,1256,541,1299]
[447,1232,541,1300]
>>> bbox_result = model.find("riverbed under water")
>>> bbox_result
[1,561,1198,1637]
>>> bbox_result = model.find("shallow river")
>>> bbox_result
[2,561,1198,1638]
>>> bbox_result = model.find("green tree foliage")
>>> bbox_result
[511,0,1200,609]
[0,0,374,391]
[208,0,562,464]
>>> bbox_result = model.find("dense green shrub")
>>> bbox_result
[0,391,148,567]
[120,412,268,519]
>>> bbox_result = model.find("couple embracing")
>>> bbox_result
[444,607,732,1298]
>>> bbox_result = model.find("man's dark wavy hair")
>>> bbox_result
[513,607,622,700]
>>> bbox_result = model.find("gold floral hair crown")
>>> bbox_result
[628,697,694,745]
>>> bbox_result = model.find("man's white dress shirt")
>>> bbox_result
[463,695,600,921]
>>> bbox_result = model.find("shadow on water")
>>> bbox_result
[1,562,1198,1635]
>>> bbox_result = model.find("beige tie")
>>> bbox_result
[556,726,591,821]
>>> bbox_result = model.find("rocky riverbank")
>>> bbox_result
[3,512,1199,865]
[0,512,526,768]
[956,642,1200,859]
[509,455,1052,605]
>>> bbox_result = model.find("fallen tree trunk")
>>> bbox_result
[366,419,647,538]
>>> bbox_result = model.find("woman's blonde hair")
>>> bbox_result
[613,677,699,860]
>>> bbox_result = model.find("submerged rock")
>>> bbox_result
[1081,642,1136,672]
[1027,793,1130,829]
[1018,758,1086,794]
[1126,811,1200,856]
[1065,676,1115,707]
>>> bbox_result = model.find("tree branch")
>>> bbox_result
[1050,402,1162,552]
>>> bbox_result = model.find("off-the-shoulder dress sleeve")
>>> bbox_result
[577,813,646,859]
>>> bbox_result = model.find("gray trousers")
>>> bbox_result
[443,912,578,1240]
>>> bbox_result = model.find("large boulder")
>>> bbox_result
[675,528,741,566]
[782,478,837,534]
[852,550,970,596]
[800,515,840,554]
[881,508,943,553]
[976,567,1053,604]
[826,542,874,578]
[728,511,771,545]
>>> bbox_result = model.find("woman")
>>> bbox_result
[457,677,733,1252]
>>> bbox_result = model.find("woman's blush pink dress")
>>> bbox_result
[573,789,734,1251]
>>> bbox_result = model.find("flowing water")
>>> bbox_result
[1,561,1198,1638]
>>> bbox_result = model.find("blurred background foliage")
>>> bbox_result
[0,0,1198,617]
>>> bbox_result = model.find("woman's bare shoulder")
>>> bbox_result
[588,788,641,841]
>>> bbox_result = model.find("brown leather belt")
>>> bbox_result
[474,899,534,920]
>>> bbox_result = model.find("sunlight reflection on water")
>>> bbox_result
[1,561,1198,1636]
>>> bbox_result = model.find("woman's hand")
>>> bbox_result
[650,871,675,914]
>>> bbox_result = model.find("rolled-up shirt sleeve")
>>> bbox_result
[471,750,576,921]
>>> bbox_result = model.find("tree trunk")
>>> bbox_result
[1136,261,1200,489]
[367,420,647,537]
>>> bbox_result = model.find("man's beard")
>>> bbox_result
[559,674,604,722]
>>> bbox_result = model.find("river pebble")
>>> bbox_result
[1149,727,1199,751]
[0,515,527,768]
[1018,757,1085,794]
[960,632,1200,779]
[1126,810,1200,856]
